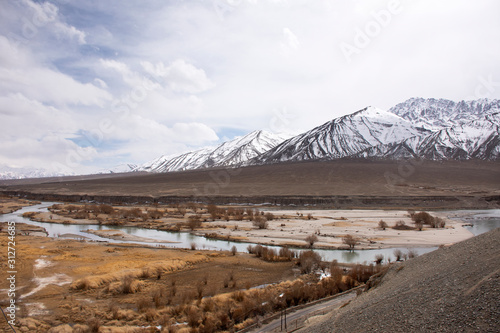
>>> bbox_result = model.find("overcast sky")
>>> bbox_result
[1,0,499,175]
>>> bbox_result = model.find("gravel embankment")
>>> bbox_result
[300,227,500,333]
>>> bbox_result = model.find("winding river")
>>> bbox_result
[2,202,499,264]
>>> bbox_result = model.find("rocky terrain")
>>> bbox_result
[299,227,500,332]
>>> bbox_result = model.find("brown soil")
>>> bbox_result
[0,196,39,214]
[1,160,499,209]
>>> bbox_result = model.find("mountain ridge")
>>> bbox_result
[2,97,499,179]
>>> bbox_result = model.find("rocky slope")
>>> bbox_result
[356,111,500,160]
[389,97,500,130]
[299,228,500,332]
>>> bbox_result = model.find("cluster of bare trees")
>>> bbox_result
[247,245,297,261]
[410,211,446,229]
[376,211,446,232]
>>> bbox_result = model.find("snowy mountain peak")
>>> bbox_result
[98,163,138,174]
[250,106,427,165]
[137,130,290,173]
[3,98,498,180]
[389,97,500,130]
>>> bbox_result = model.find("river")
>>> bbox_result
[2,202,499,264]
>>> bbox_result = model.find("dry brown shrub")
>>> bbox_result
[187,215,202,230]
[71,277,92,290]
[348,264,378,283]
[98,204,115,214]
[137,297,153,312]
[232,290,246,302]
[186,305,201,328]
[299,250,321,274]
[393,249,403,261]
[152,287,164,308]
[392,220,414,230]
[201,298,216,313]
[378,220,388,230]
[408,249,418,259]
[143,308,158,321]
[121,275,143,294]
[200,312,220,333]
[87,316,101,333]
[139,267,152,279]
[412,211,434,224]
[196,282,205,300]
[252,216,268,229]
[109,304,119,320]
[264,212,275,220]
[305,234,318,248]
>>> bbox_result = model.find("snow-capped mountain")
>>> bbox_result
[2,98,498,179]
[250,107,428,164]
[0,166,73,180]
[389,98,500,130]
[137,130,289,173]
[356,111,500,160]
[98,163,138,174]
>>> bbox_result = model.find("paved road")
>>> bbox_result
[252,291,356,332]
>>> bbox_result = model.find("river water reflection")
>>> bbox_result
[2,202,499,264]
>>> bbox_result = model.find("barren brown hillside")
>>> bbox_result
[1,160,499,208]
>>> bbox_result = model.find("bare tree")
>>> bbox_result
[305,234,318,248]
[252,216,268,229]
[342,234,358,249]
[378,220,388,230]
[393,249,403,261]
[187,215,202,230]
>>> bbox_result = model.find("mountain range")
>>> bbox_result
[1,98,499,179]
[136,130,289,173]
[137,98,499,172]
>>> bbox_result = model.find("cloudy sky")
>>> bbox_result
[1,0,499,175]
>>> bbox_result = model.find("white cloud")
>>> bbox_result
[142,59,215,94]
[171,122,219,144]
[0,36,111,106]
[93,78,108,89]
[18,0,86,44]
[21,0,58,25]
[1,0,500,174]
[281,27,300,53]
[54,22,86,44]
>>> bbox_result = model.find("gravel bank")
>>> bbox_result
[300,227,500,332]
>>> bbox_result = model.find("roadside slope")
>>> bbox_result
[300,227,500,332]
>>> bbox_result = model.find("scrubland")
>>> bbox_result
[0,223,383,332]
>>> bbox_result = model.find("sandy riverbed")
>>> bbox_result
[194,209,474,250]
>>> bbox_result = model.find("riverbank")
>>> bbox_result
[8,200,475,250]
[0,196,39,214]
[0,231,297,332]
[194,209,474,250]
